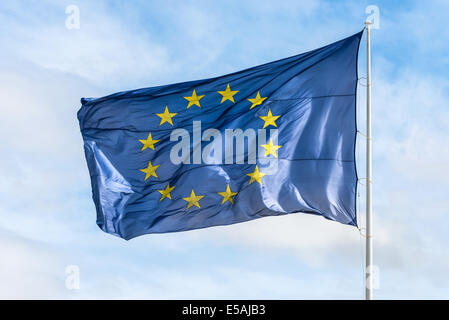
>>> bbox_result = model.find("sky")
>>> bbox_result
[0,0,448,299]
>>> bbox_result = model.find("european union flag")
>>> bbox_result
[78,31,362,240]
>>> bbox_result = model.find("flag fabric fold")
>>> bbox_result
[78,31,362,240]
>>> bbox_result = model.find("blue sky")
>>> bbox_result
[0,0,448,299]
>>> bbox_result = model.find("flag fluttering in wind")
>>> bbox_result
[77,31,362,240]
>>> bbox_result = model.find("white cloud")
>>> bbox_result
[0,228,70,299]
[0,1,171,89]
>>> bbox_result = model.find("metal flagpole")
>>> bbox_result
[364,20,373,300]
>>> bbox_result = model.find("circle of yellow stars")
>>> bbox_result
[137,83,283,210]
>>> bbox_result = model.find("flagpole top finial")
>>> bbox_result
[365,20,372,27]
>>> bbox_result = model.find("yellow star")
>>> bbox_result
[184,89,205,108]
[261,139,282,158]
[246,165,266,185]
[183,189,204,209]
[259,109,280,128]
[158,183,175,201]
[156,106,177,126]
[139,132,160,151]
[139,160,160,181]
[247,91,267,109]
[217,83,239,104]
[217,184,238,205]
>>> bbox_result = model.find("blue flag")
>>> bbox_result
[78,31,362,240]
